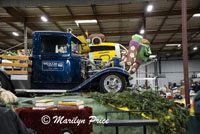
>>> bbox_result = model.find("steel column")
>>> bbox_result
[159,57,162,74]
[181,0,190,105]
[143,5,148,89]
[24,20,27,55]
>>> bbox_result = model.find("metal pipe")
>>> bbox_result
[182,0,190,105]
[154,59,158,91]
[143,5,148,89]
[159,57,162,74]
[136,71,138,85]
[24,20,27,55]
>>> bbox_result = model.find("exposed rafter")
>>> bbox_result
[0,9,198,23]
[177,32,200,57]
[0,41,13,48]
[6,22,32,37]
[0,27,199,40]
[103,28,200,36]
[3,7,41,31]
[119,40,200,47]
[159,3,200,52]
[38,7,65,31]
[151,1,177,43]
[65,6,85,34]
[91,4,102,33]
[0,28,22,43]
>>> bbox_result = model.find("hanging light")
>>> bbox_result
[140,29,145,34]
[12,32,19,36]
[193,47,198,51]
[147,4,153,12]
[41,16,48,22]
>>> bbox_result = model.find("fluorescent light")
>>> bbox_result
[150,55,157,58]
[12,32,19,36]
[140,29,145,34]
[75,20,97,26]
[147,4,153,12]
[166,44,181,47]
[41,16,48,22]
[193,13,200,17]
[193,47,198,51]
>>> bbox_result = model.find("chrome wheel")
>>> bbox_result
[103,75,122,93]
[63,132,70,134]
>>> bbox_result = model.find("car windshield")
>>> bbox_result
[41,35,68,54]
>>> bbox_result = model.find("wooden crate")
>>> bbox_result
[0,55,32,75]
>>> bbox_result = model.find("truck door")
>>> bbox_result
[32,32,81,84]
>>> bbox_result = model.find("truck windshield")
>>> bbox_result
[41,35,68,54]
[71,37,81,55]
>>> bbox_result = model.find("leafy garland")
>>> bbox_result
[87,91,190,134]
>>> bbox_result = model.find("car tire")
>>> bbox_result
[100,73,126,93]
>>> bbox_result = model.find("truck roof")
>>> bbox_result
[33,31,82,44]
[33,31,75,36]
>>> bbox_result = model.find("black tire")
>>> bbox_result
[60,128,73,134]
[0,73,14,93]
[100,73,127,93]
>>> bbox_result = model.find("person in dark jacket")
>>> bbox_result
[0,107,36,134]
[0,88,36,134]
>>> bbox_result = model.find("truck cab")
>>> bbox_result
[31,31,82,89]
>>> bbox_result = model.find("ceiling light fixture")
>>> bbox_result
[75,20,97,27]
[147,4,153,12]
[193,13,200,17]
[193,47,198,51]
[41,16,48,22]
[140,29,145,34]
[166,44,181,47]
[149,55,157,58]
[12,32,19,36]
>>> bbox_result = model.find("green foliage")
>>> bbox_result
[3,51,17,56]
[87,91,190,134]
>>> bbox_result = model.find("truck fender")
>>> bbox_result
[90,67,129,81]
[68,67,129,92]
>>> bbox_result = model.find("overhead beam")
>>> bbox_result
[91,4,102,33]
[175,32,200,57]
[0,9,198,23]
[159,3,200,52]
[0,28,199,40]
[0,28,22,43]
[152,40,200,45]
[0,42,12,49]
[6,22,24,33]
[119,40,200,47]
[4,7,41,31]
[151,1,177,43]
[103,28,200,36]
[189,49,200,58]
[6,22,32,37]
[65,6,85,34]
[0,40,17,48]
[0,0,154,7]
[38,7,65,31]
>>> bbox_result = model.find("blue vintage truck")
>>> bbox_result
[0,31,129,94]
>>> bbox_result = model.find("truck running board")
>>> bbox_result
[15,89,68,93]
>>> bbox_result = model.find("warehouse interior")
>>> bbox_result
[0,0,200,134]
